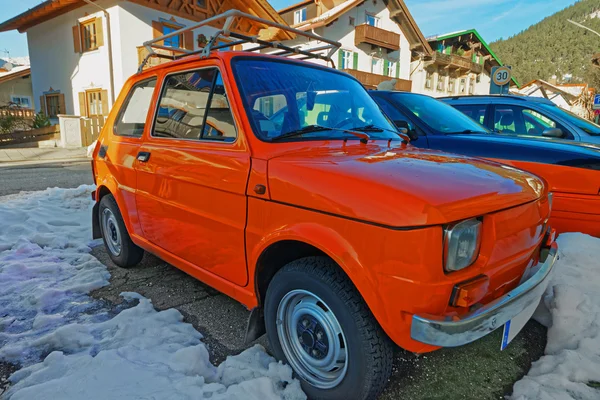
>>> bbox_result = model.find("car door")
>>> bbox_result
[491,104,574,140]
[134,65,251,286]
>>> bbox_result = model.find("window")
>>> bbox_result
[371,57,383,75]
[436,74,445,92]
[340,50,353,69]
[86,90,105,117]
[232,59,399,142]
[196,0,206,8]
[468,76,475,94]
[522,109,557,136]
[294,8,307,24]
[163,23,182,48]
[447,78,455,93]
[493,105,566,136]
[44,94,62,118]
[365,13,380,27]
[388,60,397,78]
[349,16,355,26]
[10,96,32,108]
[153,68,236,141]
[494,107,517,133]
[80,19,102,52]
[453,104,487,125]
[459,78,466,94]
[425,71,433,89]
[114,79,156,137]
[373,96,416,133]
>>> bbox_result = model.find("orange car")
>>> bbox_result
[91,11,557,400]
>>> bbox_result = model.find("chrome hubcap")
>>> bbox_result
[101,208,122,256]
[277,290,348,389]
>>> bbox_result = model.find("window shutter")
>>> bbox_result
[352,52,358,69]
[396,63,400,78]
[383,60,389,76]
[445,46,452,55]
[39,95,47,115]
[471,52,476,62]
[183,31,194,50]
[337,50,343,70]
[101,90,109,116]
[152,20,164,45]
[72,24,81,53]
[58,93,66,115]
[95,17,104,47]
[79,92,87,117]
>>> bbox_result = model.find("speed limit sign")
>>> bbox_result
[493,66,512,86]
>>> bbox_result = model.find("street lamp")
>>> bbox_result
[567,19,600,38]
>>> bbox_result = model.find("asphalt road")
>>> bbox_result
[2,161,547,399]
[0,161,93,197]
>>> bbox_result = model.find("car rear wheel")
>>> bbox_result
[99,194,143,268]
[265,257,393,400]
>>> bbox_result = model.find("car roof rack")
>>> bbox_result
[138,9,341,73]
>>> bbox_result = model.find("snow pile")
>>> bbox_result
[0,186,304,400]
[511,233,600,400]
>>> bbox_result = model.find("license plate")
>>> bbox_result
[501,300,539,350]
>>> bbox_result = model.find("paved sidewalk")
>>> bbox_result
[0,147,88,166]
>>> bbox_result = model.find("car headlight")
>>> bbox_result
[444,218,482,272]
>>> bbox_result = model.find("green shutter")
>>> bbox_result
[383,60,389,76]
[445,45,452,55]
[338,50,343,70]
[471,52,476,62]
[396,62,400,78]
[353,52,358,69]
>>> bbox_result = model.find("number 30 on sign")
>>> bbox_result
[493,66,512,86]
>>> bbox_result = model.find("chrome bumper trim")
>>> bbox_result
[410,242,558,347]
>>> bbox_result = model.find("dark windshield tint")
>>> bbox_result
[388,94,489,134]
[232,58,399,141]
[539,103,600,136]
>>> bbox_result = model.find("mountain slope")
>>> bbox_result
[490,0,600,87]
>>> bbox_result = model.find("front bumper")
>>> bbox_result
[410,242,558,347]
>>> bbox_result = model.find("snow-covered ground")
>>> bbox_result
[0,186,304,400]
[511,233,600,400]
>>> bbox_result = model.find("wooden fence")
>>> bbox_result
[81,115,107,146]
[0,124,59,147]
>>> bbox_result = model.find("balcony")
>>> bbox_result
[137,46,187,70]
[427,52,483,74]
[355,24,400,52]
[343,69,412,92]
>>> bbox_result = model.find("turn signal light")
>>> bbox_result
[450,275,490,308]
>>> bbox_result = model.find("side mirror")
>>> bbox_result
[542,128,565,138]
[394,120,418,141]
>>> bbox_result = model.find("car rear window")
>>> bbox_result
[114,78,156,137]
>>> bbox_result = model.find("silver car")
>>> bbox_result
[442,95,600,145]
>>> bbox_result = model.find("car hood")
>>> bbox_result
[267,144,545,227]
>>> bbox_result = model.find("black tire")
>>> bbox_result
[98,194,144,268]
[265,257,393,400]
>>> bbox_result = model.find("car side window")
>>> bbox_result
[493,106,524,134]
[374,97,416,132]
[453,104,487,125]
[114,78,157,137]
[153,68,237,142]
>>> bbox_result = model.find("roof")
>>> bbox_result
[0,65,31,85]
[0,0,291,39]
[517,79,586,100]
[427,28,519,87]
[287,0,432,55]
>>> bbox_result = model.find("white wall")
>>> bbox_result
[0,74,33,107]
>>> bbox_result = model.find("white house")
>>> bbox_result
[278,0,432,91]
[410,29,518,97]
[0,58,33,109]
[0,0,289,121]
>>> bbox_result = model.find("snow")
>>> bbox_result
[511,233,600,400]
[0,186,305,400]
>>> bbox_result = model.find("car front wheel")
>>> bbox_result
[265,257,393,400]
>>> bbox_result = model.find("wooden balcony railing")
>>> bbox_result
[0,107,35,119]
[137,46,187,70]
[355,24,400,51]
[343,69,412,92]
[429,52,483,74]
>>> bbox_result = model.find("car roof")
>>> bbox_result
[440,95,556,106]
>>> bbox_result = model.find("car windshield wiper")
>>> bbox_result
[271,124,370,143]
[352,124,410,143]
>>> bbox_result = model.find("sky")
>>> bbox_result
[0,0,580,58]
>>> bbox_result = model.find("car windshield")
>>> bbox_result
[388,93,489,134]
[232,58,400,142]
[539,103,600,136]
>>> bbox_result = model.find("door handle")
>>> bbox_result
[137,151,151,162]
